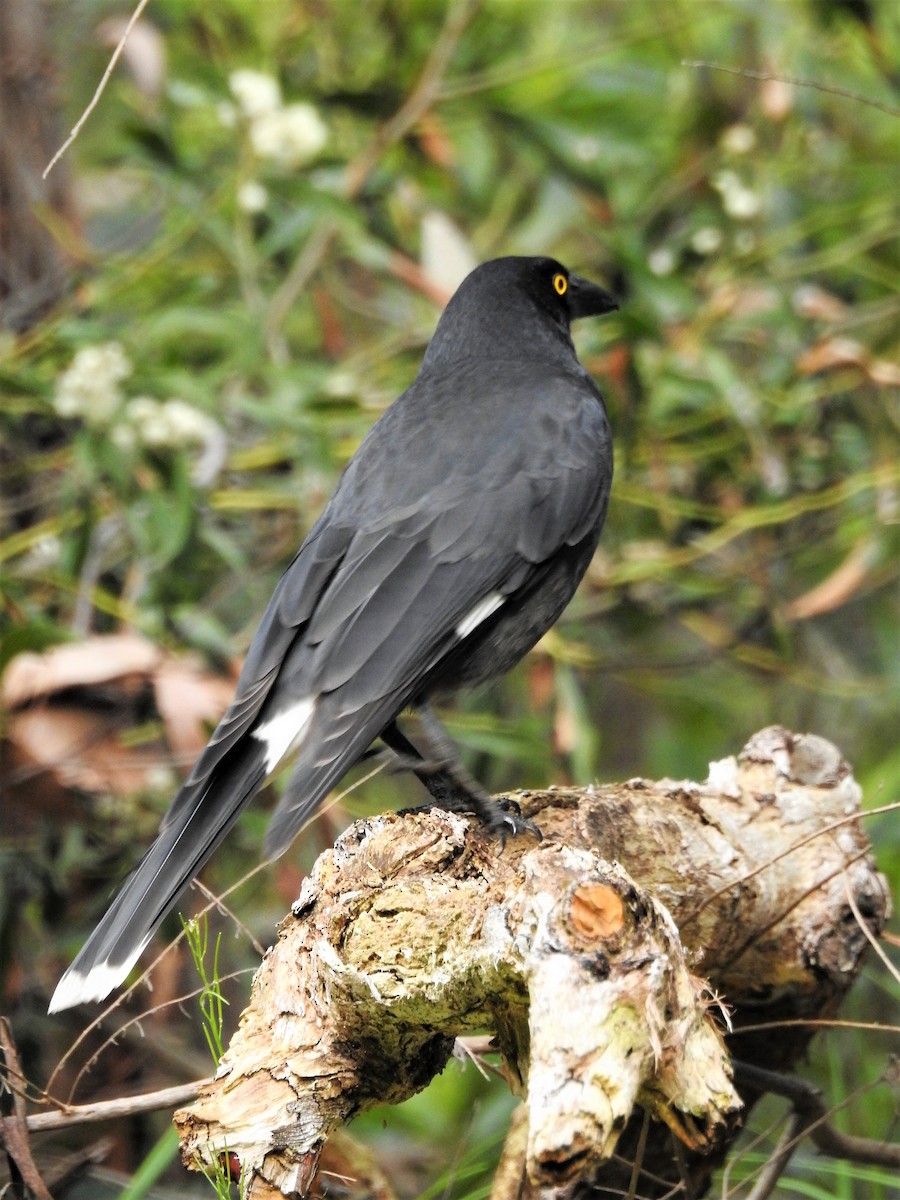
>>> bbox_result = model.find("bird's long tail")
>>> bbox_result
[48,748,267,1013]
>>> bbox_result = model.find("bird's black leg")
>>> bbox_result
[378,721,467,806]
[411,703,541,843]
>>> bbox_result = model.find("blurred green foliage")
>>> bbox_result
[1,0,897,1196]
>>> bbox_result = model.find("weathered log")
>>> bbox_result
[174,727,889,1197]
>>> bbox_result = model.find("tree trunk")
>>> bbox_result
[0,0,77,331]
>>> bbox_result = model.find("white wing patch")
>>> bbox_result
[252,696,317,775]
[456,592,504,639]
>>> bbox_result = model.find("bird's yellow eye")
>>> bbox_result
[552,273,568,296]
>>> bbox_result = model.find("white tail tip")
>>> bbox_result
[48,942,147,1014]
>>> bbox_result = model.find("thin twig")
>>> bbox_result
[193,879,266,957]
[843,868,900,985]
[734,1061,900,1169]
[0,1020,54,1200]
[733,1017,899,1037]
[68,968,254,1102]
[25,1079,208,1134]
[627,1107,652,1200]
[718,1108,790,1199]
[682,60,900,118]
[341,0,479,197]
[741,1111,805,1200]
[264,219,340,363]
[44,0,153,178]
[669,1130,696,1200]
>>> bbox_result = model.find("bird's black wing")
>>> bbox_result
[261,362,612,853]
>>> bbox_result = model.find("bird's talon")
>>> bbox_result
[485,806,541,845]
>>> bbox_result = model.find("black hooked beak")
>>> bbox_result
[567,273,619,320]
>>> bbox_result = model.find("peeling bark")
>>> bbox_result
[174,727,889,1197]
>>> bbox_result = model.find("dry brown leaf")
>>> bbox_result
[416,112,455,168]
[796,336,868,375]
[312,286,347,358]
[526,657,555,711]
[1,635,237,814]
[709,281,780,319]
[7,707,166,797]
[387,250,452,306]
[792,284,849,323]
[796,337,900,386]
[1,634,161,709]
[869,358,900,386]
[553,702,578,756]
[586,342,630,390]
[761,75,793,121]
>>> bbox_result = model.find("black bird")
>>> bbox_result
[49,256,617,1013]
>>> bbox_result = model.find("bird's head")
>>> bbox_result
[422,255,618,369]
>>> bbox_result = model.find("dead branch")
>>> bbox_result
[1,1019,53,1200]
[174,726,889,1198]
[24,1079,207,1134]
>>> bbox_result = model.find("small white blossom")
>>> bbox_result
[125,396,220,449]
[229,68,282,118]
[323,370,358,398]
[110,423,138,452]
[125,396,161,423]
[22,534,62,570]
[126,396,170,446]
[574,136,600,162]
[250,103,327,169]
[160,399,219,444]
[713,170,760,220]
[724,187,760,220]
[54,342,132,425]
[649,246,676,277]
[690,226,723,255]
[720,124,756,155]
[237,179,268,212]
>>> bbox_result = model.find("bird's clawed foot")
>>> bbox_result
[469,794,542,845]
[378,710,541,846]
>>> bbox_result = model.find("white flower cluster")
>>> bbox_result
[113,397,221,452]
[54,342,132,426]
[237,180,268,213]
[713,169,761,220]
[690,226,723,255]
[229,68,281,120]
[228,68,327,171]
[54,343,222,463]
[719,124,756,155]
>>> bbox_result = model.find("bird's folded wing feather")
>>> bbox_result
[258,373,611,852]
[160,366,610,853]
